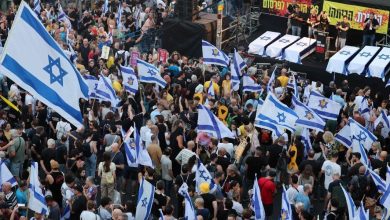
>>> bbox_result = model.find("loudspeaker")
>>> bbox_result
[175,0,198,21]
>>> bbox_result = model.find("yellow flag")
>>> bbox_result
[0,95,20,113]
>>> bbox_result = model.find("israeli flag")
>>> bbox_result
[307,90,342,121]
[0,160,17,190]
[159,209,165,220]
[354,202,369,220]
[60,202,70,220]
[121,65,138,95]
[230,49,246,91]
[58,4,72,29]
[254,98,264,125]
[96,74,119,107]
[252,175,265,220]
[386,78,390,88]
[83,74,99,99]
[366,166,386,192]
[374,110,390,129]
[243,74,262,93]
[197,104,234,139]
[349,118,377,152]
[267,68,276,92]
[0,2,89,128]
[386,164,390,187]
[121,127,138,166]
[33,0,41,15]
[334,124,352,148]
[380,184,390,220]
[340,184,356,220]
[359,97,370,120]
[207,81,215,98]
[287,75,299,98]
[301,128,312,157]
[201,40,229,67]
[68,43,77,64]
[281,185,293,220]
[28,162,48,215]
[134,126,154,168]
[291,95,325,132]
[102,0,109,14]
[178,183,197,220]
[137,59,167,88]
[121,127,134,144]
[117,3,123,29]
[195,159,217,193]
[257,93,298,136]
[136,178,155,220]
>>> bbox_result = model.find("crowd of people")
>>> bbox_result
[0,1,389,220]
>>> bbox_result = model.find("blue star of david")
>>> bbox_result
[277,112,286,123]
[304,111,314,120]
[279,39,290,43]
[199,169,210,181]
[352,131,367,143]
[296,42,307,47]
[260,36,271,40]
[141,197,148,207]
[147,68,156,76]
[318,99,328,109]
[378,54,390,60]
[340,51,350,55]
[360,52,371,57]
[128,76,134,85]
[43,55,68,86]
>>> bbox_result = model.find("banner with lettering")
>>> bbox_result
[322,0,389,34]
[261,0,322,16]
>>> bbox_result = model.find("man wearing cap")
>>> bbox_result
[258,169,277,218]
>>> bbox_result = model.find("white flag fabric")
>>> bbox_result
[201,40,229,67]
[102,0,109,14]
[254,98,264,125]
[134,126,154,168]
[0,160,17,189]
[230,49,246,91]
[121,65,138,95]
[242,75,262,93]
[256,93,298,136]
[137,59,167,88]
[301,128,312,156]
[33,0,41,15]
[116,3,123,29]
[353,202,369,220]
[334,124,352,148]
[374,110,390,129]
[380,184,390,220]
[366,166,386,192]
[29,162,48,215]
[136,178,155,220]
[349,118,377,152]
[0,2,89,128]
[195,159,217,193]
[386,164,390,187]
[83,74,99,99]
[292,95,325,132]
[341,184,356,220]
[359,97,370,120]
[122,127,138,166]
[178,183,197,220]
[252,175,265,220]
[281,185,293,220]
[207,81,215,98]
[96,74,119,107]
[307,90,342,120]
[287,75,299,98]
[197,104,234,139]
[60,202,71,220]
[267,68,276,92]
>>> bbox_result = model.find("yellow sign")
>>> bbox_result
[322,1,389,34]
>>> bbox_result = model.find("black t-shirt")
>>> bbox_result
[200,193,216,218]
[121,113,144,132]
[246,156,268,180]
[41,148,57,172]
[216,156,230,172]
[70,195,87,220]
[267,144,283,168]
[31,135,43,161]
[49,112,61,129]
[338,21,350,38]
[364,18,379,35]
[56,142,68,164]
[291,12,303,27]
[37,107,47,127]
[111,152,125,177]
[152,192,167,217]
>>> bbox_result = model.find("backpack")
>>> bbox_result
[82,141,92,158]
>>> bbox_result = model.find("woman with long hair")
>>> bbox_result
[98,151,116,200]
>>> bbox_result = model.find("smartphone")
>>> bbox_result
[18,204,25,207]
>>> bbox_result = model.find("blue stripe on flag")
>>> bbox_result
[269,94,297,116]
[295,119,324,130]
[20,7,88,97]
[140,76,166,87]
[203,58,228,66]
[335,134,352,147]
[312,109,338,119]
[2,55,83,123]
[204,107,221,139]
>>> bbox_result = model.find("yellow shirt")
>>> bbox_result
[222,79,231,95]
[287,144,298,173]
[204,81,220,96]
[277,75,289,87]
[238,125,247,137]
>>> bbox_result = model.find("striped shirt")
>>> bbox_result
[5,191,17,209]
[175,149,196,166]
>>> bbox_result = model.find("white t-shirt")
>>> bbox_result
[25,94,36,115]
[286,185,304,204]
[321,160,341,190]
[80,210,101,220]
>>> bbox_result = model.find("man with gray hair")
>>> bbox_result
[175,140,196,167]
